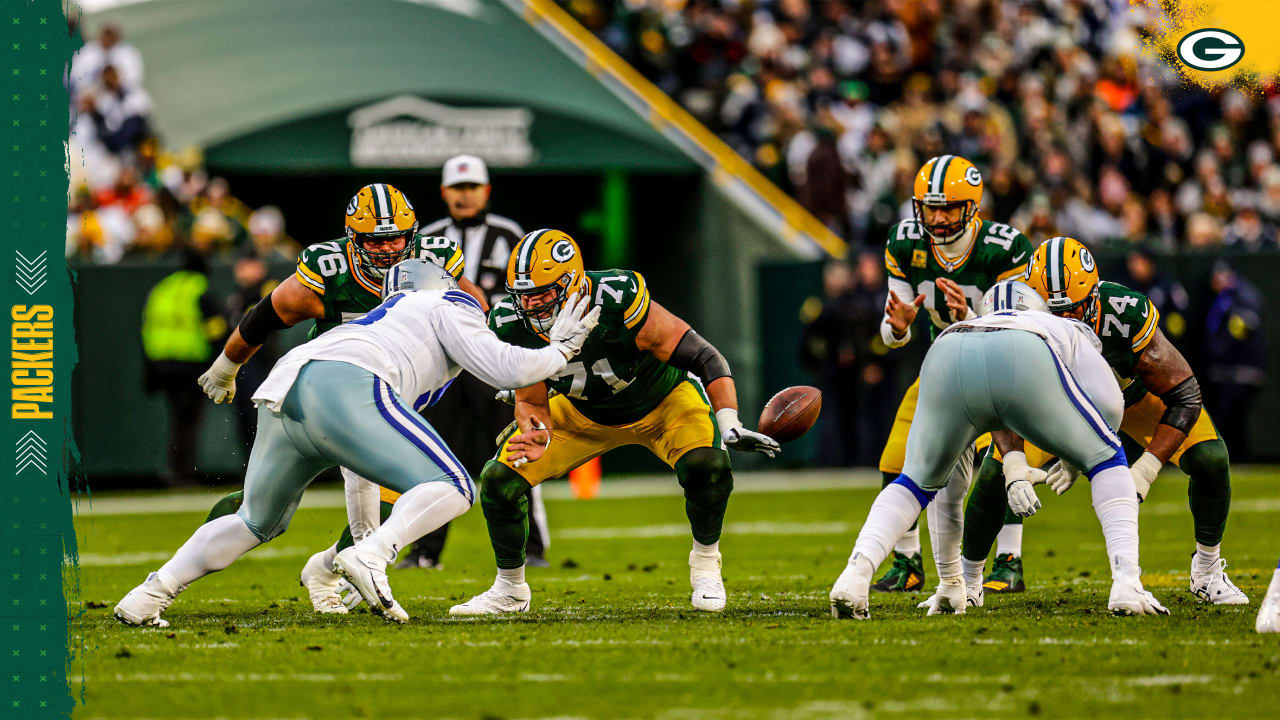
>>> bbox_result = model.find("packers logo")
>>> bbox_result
[911,249,927,268]
[346,196,359,216]
[1079,247,1095,272]
[550,239,576,263]
[964,166,982,187]
[1176,29,1244,72]
[402,195,414,211]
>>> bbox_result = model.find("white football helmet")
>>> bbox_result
[381,258,457,299]
[980,280,1049,316]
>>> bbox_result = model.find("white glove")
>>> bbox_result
[716,408,781,458]
[915,576,968,616]
[1003,450,1043,518]
[1045,460,1081,495]
[1130,451,1163,503]
[338,579,363,611]
[197,351,242,404]
[548,292,602,359]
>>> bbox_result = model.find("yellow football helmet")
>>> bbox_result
[1023,236,1100,323]
[507,228,587,333]
[912,155,983,245]
[344,183,418,279]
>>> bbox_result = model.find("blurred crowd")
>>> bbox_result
[66,24,299,266]
[563,0,1280,253]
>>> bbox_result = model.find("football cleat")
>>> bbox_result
[1189,556,1249,605]
[916,576,968,616]
[1108,566,1169,616]
[300,550,348,614]
[1257,568,1280,633]
[449,581,532,616]
[982,554,1027,593]
[333,546,408,623]
[690,550,726,612]
[115,571,185,628]
[871,551,926,593]
[830,554,874,620]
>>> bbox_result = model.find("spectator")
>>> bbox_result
[1223,205,1278,253]
[222,256,279,452]
[1186,212,1224,251]
[247,205,298,262]
[1123,249,1190,349]
[800,260,861,467]
[1203,262,1266,458]
[70,23,144,94]
[79,64,152,156]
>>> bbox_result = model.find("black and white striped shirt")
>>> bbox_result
[419,212,524,306]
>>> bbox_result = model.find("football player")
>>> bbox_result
[960,237,1246,606]
[449,229,779,615]
[875,155,1035,594]
[831,280,1166,619]
[115,259,600,627]
[195,183,492,613]
[1259,556,1280,633]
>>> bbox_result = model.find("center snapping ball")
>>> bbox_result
[758,386,822,443]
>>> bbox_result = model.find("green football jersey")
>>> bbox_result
[885,218,1034,339]
[1090,281,1160,406]
[489,269,685,426]
[293,233,464,338]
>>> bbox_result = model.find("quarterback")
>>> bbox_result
[195,183,489,613]
[449,229,779,615]
[831,280,1166,619]
[961,237,1246,605]
[874,154,1034,594]
[115,260,599,626]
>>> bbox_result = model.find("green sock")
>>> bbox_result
[675,448,734,545]
[882,471,919,533]
[205,490,244,524]
[336,501,395,552]
[1179,439,1231,546]
[478,460,532,569]
[962,452,1010,562]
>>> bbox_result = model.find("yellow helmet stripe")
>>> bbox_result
[930,155,954,195]
[516,229,550,275]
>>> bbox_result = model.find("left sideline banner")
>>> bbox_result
[2,2,82,718]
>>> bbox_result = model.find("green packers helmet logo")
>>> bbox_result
[965,166,982,186]
[1079,247,1095,272]
[1176,29,1244,72]
[346,196,358,216]
[550,239,576,263]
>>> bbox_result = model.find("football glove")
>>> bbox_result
[716,408,780,458]
[915,576,968,616]
[1045,460,1081,495]
[1130,451,1162,503]
[197,351,241,404]
[1002,450,1044,518]
[548,292,601,359]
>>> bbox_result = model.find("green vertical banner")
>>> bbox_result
[2,2,81,718]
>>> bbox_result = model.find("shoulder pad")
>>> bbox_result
[414,234,464,278]
[487,298,525,336]
[294,239,352,294]
[589,269,651,330]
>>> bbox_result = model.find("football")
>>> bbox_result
[758,386,822,443]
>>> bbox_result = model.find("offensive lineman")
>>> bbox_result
[875,155,1034,594]
[960,237,1246,605]
[831,280,1167,619]
[449,229,779,615]
[195,183,490,613]
[115,260,600,626]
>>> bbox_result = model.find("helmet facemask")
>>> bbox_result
[348,227,416,280]
[912,197,976,246]
[509,270,577,334]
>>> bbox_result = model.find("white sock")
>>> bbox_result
[962,557,985,589]
[894,526,921,556]
[995,524,1023,557]
[692,540,720,559]
[497,566,526,586]
[851,484,927,571]
[1090,465,1140,576]
[927,465,968,579]
[159,514,262,587]
[360,482,471,562]
[319,541,339,570]
[341,468,382,541]
[1194,543,1221,573]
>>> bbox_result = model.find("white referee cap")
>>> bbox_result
[442,155,489,187]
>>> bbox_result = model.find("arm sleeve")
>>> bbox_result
[435,303,567,389]
[880,276,915,348]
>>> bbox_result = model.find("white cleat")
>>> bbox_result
[1190,557,1249,605]
[114,571,184,628]
[299,550,348,614]
[333,546,407,623]
[449,580,531,616]
[829,554,873,620]
[1108,567,1169,616]
[690,550,726,612]
[915,576,971,616]
[1257,569,1280,633]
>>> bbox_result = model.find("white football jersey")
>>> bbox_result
[952,310,1122,426]
[253,289,567,412]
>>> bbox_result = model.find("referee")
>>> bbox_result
[401,155,551,568]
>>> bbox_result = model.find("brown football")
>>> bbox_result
[758,386,822,443]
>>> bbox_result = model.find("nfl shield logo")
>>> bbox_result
[912,249,927,268]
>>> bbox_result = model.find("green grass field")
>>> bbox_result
[70,468,1280,719]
